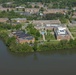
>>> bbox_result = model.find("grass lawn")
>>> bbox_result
[45,31,56,41]
[69,27,76,32]
[44,40,59,45]
[38,35,43,40]
[72,33,76,37]
[68,27,76,38]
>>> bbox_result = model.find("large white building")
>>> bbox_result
[54,26,71,41]
[57,27,66,35]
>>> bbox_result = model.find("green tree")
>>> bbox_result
[33,42,37,51]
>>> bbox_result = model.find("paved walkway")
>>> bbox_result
[42,34,46,41]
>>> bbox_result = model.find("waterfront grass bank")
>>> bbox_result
[0,30,76,53]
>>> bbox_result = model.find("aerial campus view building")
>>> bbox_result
[0,1,76,43]
[0,17,73,42]
[12,30,35,44]
[54,27,71,41]
[32,19,71,41]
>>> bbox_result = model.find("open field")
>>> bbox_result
[68,27,76,39]
[45,31,56,41]
[69,27,76,32]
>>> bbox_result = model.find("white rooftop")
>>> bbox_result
[57,27,66,35]
[46,24,51,26]
[58,27,66,30]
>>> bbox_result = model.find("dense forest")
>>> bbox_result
[14,0,76,3]
[0,0,76,3]
[0,0,76,8]
[0,0,11,3]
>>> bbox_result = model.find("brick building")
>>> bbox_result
[0,18,8,23]
[25,8,39,14]
[12,30,35,44]
[54,27,71,41]
[11,18,27,23]
[43,9,68,14]
[33,20,61,30]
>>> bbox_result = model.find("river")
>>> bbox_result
[0,40,76,75]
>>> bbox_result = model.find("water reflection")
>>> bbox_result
[9,49,76,57]
[33,52,39,61]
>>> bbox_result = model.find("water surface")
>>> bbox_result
[0,40,76,75]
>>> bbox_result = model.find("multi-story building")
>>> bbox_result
[11,18,27,23]
[25,8,39,14]
[33,19,61,25]
[33,20,61,30]
[12,30,35,44]
[43,9,68,14]
[54,27,71,41]
[0,18,8,23]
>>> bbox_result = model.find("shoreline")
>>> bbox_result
[0,31,76,54]
[1,38,76,54]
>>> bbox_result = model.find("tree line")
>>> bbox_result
[0,0,76,3]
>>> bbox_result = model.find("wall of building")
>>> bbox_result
[17,38,35,44]
[56,35,71,41]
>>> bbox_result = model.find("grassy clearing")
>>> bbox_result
[45,31,55,41]
[72,33,76,38]
[69,27,76,32]
[44,41,59,45]
[68,26,76,38]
